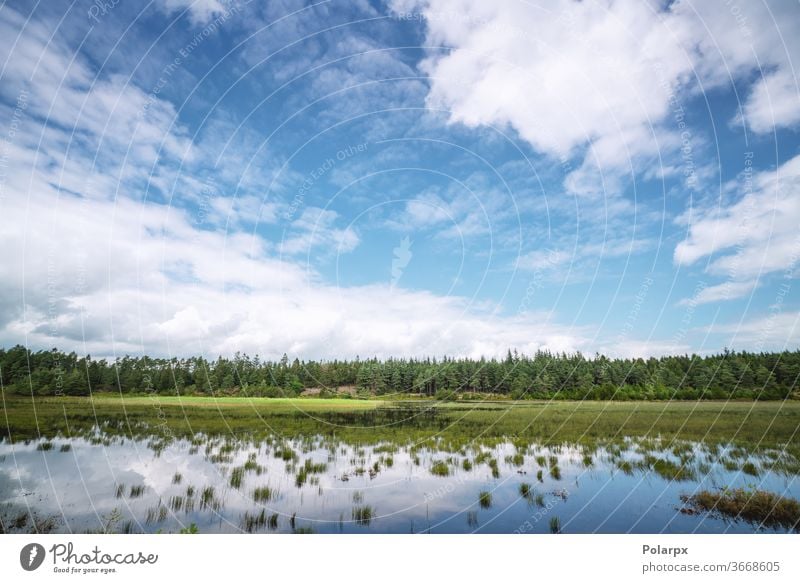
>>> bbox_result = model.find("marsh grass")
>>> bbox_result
[253,486,275,502]
[742,462,760,477]
[242,509,268,532]
[267,512,279,530]
[431,460,450,477]
[172,472,182,484]
[244,454,264,475]
[230,467,245,489]
[478,490,492,509]
[536,469,543,482]
[200,486,218,510]
[59,444,71,452]
[550,465,562,480]
[145,505,167,524]
[295,458,327,487]
[352,505,374,526]
[488,458,500,479]
[681,488,800,531]
[550,516,561,533]
[648,457,694,481]
[462,458,473,471]
[129,485,145,498]
[36,441,53,451]
[617,460,634,475]
[519,482,533,499]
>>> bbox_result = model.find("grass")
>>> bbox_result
[431,460,450,477]
[681,488,800,531]
[352,505,374,526]
[478,490,492,509]
[200,486,217,510]
[742,462,760,477]
[230,467,245,489]
[648,457,695,481]
[488,458,500,479]
[242,509,268,533]
[550,516,561,534]
[519,482,532,499]
[252,486,276,503]
[6,397,800,449]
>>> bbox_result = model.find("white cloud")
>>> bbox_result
[742,69,800,134]
[155,0,229,24]
[395,0,800,193]
[280,207,360,255]
[703,312,800,352]
[678,280,759,306]
[674,153,800,284]
[0,187,593,359]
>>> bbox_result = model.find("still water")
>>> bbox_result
[2,426,798,533]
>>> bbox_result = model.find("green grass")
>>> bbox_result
[2,397,799,457]
[550,516,561,534]
[681,488,800,531]
[252,486,275,503]
[478,490,492,509]
[430,460,450,477]
[352,505,374,526]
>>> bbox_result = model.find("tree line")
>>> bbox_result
[0,345,798,400]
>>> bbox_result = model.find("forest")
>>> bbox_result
[0,345,798,401]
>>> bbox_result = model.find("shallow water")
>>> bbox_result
[2,429,798,533]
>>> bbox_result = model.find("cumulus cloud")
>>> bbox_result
[155,0,230,25]
[742,69,800,134]
[0,187,592,359]
[394,0,800,193]
[678,280,759,306]
[674,153,800,283]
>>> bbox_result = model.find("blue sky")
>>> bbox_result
[0,0,798,360]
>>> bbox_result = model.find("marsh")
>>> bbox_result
[1,397,799,533]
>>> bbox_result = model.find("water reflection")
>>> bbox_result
[2,431,798,533]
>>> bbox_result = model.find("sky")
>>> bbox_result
[0,0,798,361]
